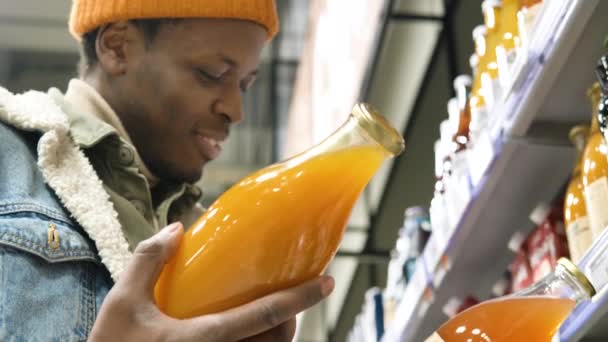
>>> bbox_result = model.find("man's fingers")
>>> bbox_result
[187,276,334,341]
[118,222,184,296]
[239,318,297,342]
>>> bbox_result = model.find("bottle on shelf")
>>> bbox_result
[581,83,608,240]
[471,27,489,138]
[596,55,608,141]
[564,125,593,263]
[426,258,595,342]
[517,0,544,49]
[481,0,503,109]
[453,75,473,151]
[155,103,405,318]
[496,0,522,88]
[527,202,569,283]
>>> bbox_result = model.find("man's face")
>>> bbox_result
[100,19,267,183]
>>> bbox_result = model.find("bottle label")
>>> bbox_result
[584,177,608,238]
[566,216,592,263]
[425,332,446,342]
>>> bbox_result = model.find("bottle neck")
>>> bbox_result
[591,112,600,134]
[589,84,602,134]
[515,259,594,304]
[571,132,587,176]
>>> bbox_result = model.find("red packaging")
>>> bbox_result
[509,248,534,292]
[457,296,480,314]
[443,295,480,318]
[527,204,570,283]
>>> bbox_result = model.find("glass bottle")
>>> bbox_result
[453,75,473,151]
[471,27,489,136]
[564,125,592,263]
[481,0,502,108]
[426,258,595,341]
[517,0,544,49]
[581,83,608,239]
[596,55,608,139]
[155,103,405,318]
[496,0,522,86]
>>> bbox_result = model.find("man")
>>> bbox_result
[0,1,334,340]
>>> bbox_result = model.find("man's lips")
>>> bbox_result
[196,134,223,160]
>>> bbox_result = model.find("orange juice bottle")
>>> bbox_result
[496,0,522,86]
[581,83,608,239]
[564,125,592,263]
[155,103,405,318]
[453,75,472,150]
[481,0,502,108]
[426,258,595,341]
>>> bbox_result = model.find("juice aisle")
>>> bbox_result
[347,1,608,341]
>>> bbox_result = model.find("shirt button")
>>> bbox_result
[118,145,135,166]
[130,199,147,216]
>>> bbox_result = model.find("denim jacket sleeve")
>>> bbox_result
[0,122,113,341]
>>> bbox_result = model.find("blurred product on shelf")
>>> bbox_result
[509,243,534,292]
[564,125,592,263]
[386,207,431,308]
[581,83,608,239]
[453,75,473,151]
[349,288,385,342]
[442,296,480,319]
[471,26,489,137]
[469,50,488,141]
[517,0,544,49]
[496,0,522,88]
[527,202,569,283]
[480,0,502,109]
[597,55,608,145]
[491,270,513,298]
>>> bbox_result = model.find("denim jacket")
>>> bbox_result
[0,87,140,341]
[0,95,117,341]
[0,84,206,341]
[0,121,113,341]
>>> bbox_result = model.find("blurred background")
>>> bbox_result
[5,0,608,341]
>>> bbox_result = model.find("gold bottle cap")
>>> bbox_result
[352,103,405,156]
[569,125,590,144]
[558,258,597,297]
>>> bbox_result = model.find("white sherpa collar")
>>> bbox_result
[0,86,131,281]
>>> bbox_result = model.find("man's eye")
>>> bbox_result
[197,69,222,82]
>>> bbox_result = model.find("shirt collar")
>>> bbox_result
[58,79,160,186]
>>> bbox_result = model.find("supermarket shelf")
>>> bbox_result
[558,227,608,342]
[384,137,574,342]
[382,0,608,341]
[559,278,608,342]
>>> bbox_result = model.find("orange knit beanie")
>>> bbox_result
[69,0,279,40]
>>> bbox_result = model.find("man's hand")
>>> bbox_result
[89,222,334,341]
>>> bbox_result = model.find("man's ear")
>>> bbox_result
[95,21,143,77]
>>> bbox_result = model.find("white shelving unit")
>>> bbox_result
[382,1,608,341]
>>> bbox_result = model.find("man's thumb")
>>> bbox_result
[119,222,184,295]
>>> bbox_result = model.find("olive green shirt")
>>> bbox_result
[48,80,202,250]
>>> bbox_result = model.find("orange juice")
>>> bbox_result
[582,83,608,238]
[432,296,575,341]
[482,1,501,80]
[564,126,592,263]
[155,145,386,318]
[498,0,521,53]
